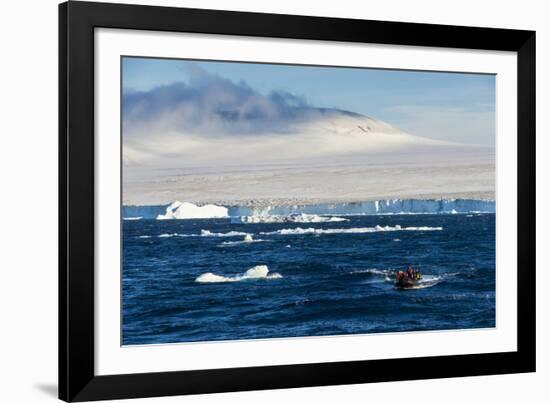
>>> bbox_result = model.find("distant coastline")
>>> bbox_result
[123,157,495,207]
[123,193,495,208]
[122,197,496,220]
[180,191,496,209]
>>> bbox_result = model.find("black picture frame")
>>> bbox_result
[59,1,536,401]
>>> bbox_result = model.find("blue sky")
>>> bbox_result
[122,57,495,146]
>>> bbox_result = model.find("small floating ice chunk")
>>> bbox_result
[244,234,254,242]
[242,265,269,278]
[231,213,348,224]
[194,273,230,283]
[195,265,282,283]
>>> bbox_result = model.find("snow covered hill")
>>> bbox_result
[122,109,494,206]
[123,108,458,169]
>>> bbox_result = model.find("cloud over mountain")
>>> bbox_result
[121,64,481,171]
[123,65,358,138]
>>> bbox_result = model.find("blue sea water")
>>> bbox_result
[122,213,495,345]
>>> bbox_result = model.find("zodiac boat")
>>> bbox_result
[395,271,422,289]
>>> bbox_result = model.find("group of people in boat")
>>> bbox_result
[396,266,422,282]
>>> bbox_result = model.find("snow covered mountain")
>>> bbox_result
[123,108,458,169]
[122,107,493,206]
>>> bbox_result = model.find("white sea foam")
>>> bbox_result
[200,229,249,237]
[218,240,267,247]
[231,213,348,224]
[124,217,143,220]
[157,201,228,220]
[195,265,282,283]
[157,225,441,239]
[350,268,391,276]
[156,230,249,238]
[349,268,397,283]
[260,225,442,236]
[158,233,181,238]
[402,275,442,289]
[218,234,268,247]
[352,268,444,289]
[137,235,152,239]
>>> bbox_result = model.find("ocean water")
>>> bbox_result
[122,213,495,345]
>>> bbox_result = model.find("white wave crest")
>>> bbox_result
[231,213,348,224]
[400,275,442,289]
[158,233,181,238]
[200,229,249,237]
[157,201,228,220]
[195,265,283,283]
[351,269,444,289]
[124,217,143,220]
[350,268,391,275]
[156,230,249,238]
[218,234,268,246]
[218,239,267,247]
[260,225,442,236]
[350,267,446,289]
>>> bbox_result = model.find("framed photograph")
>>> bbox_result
[59,1,535,401]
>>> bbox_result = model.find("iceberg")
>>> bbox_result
[227,199,495,217]
[156,201,228,220]
[122,198,495,220]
